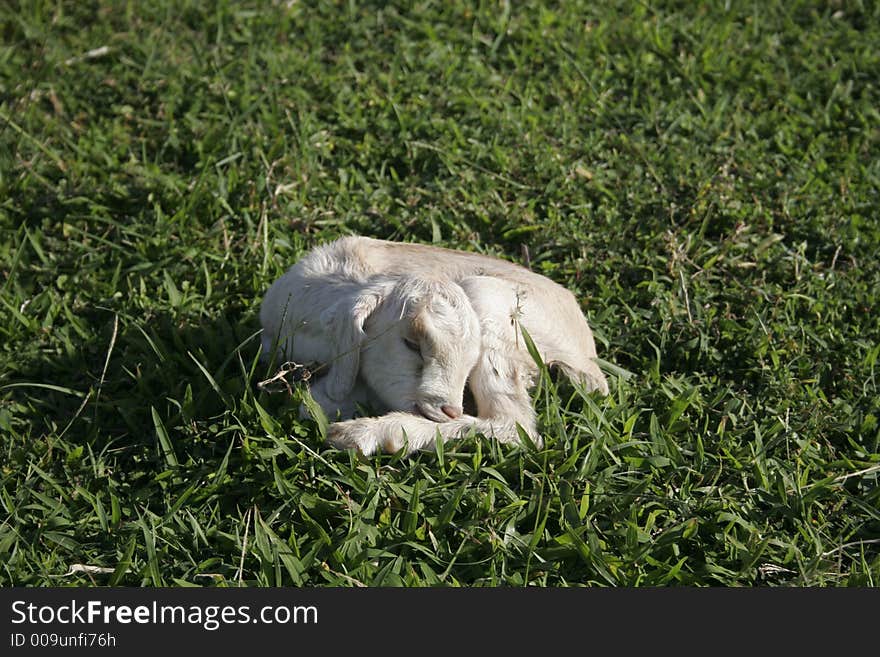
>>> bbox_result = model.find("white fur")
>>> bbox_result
[260,236,608,455]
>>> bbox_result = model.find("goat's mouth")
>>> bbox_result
[413,403,451,423]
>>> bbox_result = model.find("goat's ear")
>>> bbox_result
[320,287,386,401]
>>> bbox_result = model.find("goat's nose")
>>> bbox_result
[441,404,463,419]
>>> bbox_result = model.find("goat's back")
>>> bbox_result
[306,237,603,383]
[301,236,555,286]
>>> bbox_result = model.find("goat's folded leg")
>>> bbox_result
[326,412,537,455]
[326,413,437,455]
[465,344,541,447]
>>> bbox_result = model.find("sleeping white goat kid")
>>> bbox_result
[260,236,608,455]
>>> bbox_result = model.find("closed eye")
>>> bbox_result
[403,337,421,355]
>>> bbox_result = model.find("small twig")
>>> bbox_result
[830,245,841,272]
[236,507,252,585]
[679,270,694,325]
[64,45,111,66]
[758,563,796,577]
[95,314,119,405]
[520,244,531,270]
[832,463,880,484]
[65,564,116,576]
[57,389,93,441]
[821,538,880,558]
[788,463,880,494]
[321,562,367,587]
[283,432,337,469]
[257,361,314,395]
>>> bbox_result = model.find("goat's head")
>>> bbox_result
[358,277,481,422]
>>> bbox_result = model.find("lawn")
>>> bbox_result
[1,0,878,586]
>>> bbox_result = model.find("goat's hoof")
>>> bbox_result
[327,417,412,456]
[327,418,378,455]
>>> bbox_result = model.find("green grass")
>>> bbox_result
[1,0,879,587]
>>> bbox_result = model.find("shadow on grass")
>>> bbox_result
[2,305,329,584]
[2,305,317,508]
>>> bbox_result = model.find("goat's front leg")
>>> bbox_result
[465,346,541,447]
[327,413,445,455]
[326,410,535,456]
